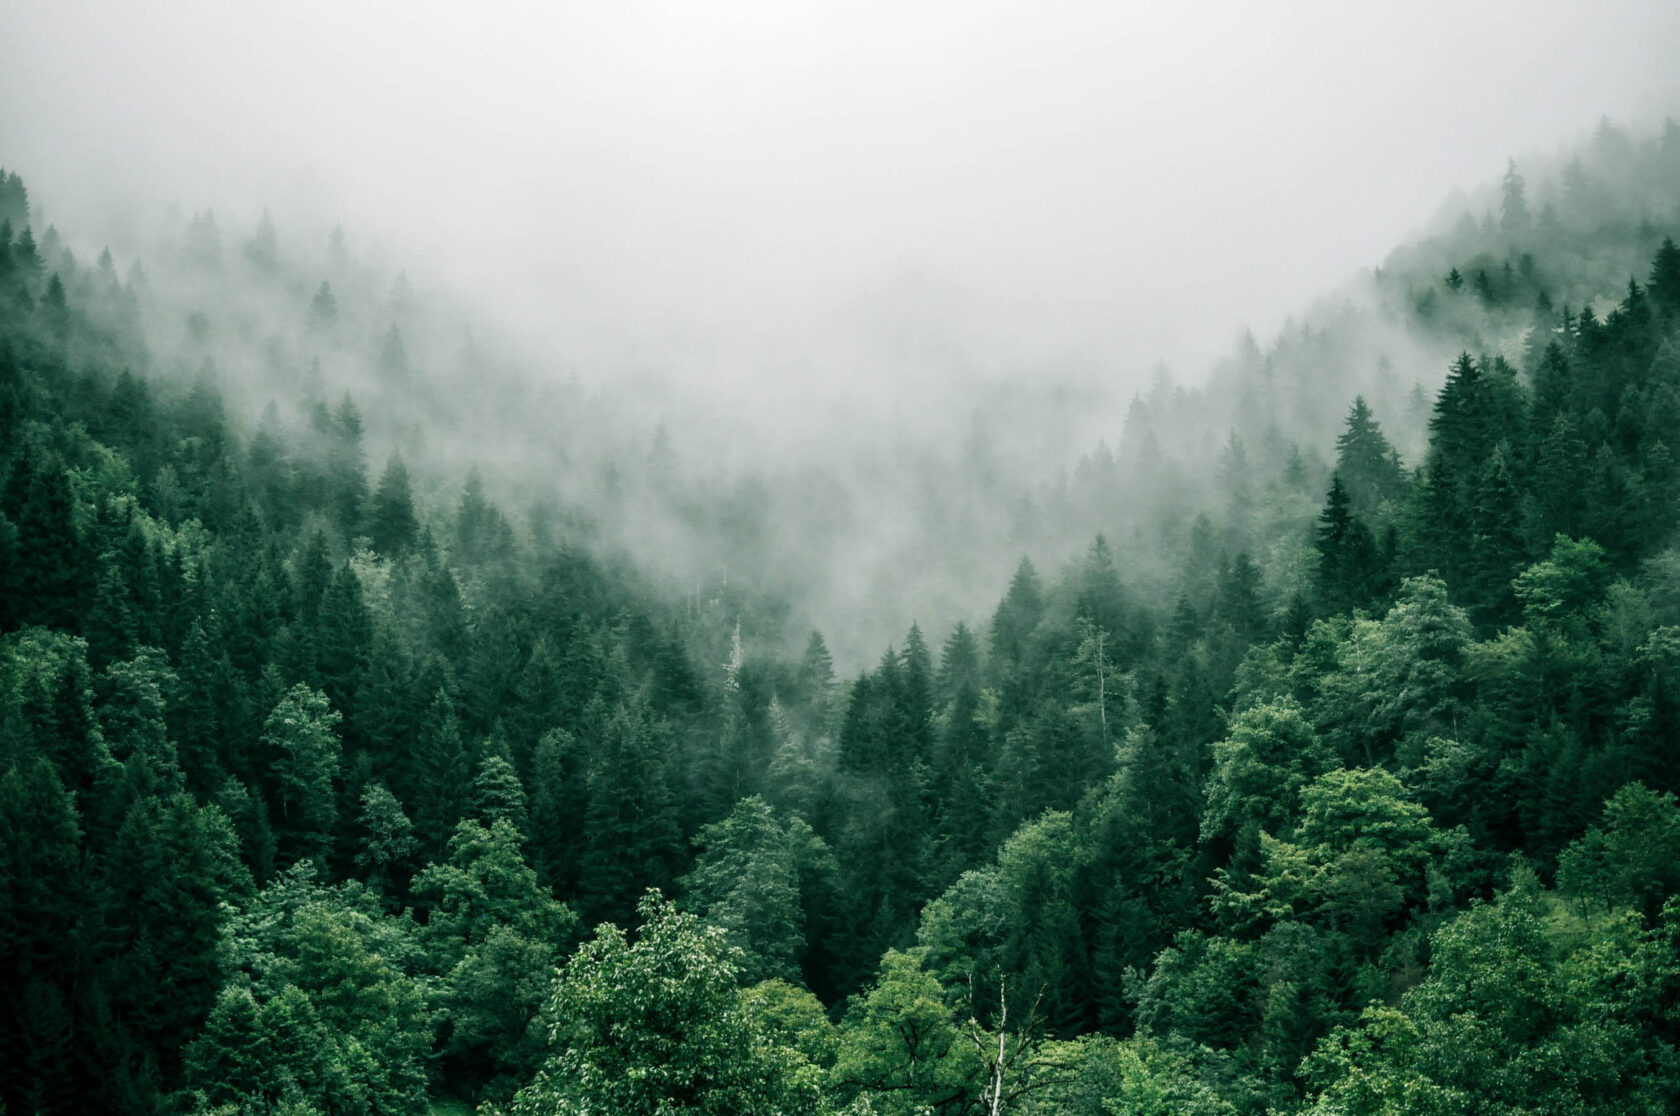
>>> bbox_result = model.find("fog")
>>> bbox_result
[4,0,1680,667]
[8,1,1680,390]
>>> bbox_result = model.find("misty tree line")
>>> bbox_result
[3,121,1680,1116]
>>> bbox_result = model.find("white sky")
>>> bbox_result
[4,0,1680,390]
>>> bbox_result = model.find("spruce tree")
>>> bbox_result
[1314,475,1378,615]
[1649,236,1680,314]
[991,557,1044,670]
[1333,397,1406,518]
[369,453,419,556]
[263,683,342,867]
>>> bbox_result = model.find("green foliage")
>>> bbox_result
[415,818,579,1100]
[265,683,343,867]
[506,891,823,1116]
[1202,697,1334,862]
[1557,782,1680,920]
[833,949,980,1115]
[5,134,1680,1114]
[679,794,832,985]
[1300,875,1680,1115]
[1211,767,1454,947]
[1096,1035,1238,1116]
[182,868,430,1115]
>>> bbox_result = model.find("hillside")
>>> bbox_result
[3,117,1680,1114]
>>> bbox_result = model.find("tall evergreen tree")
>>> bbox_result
[991,557,1044,671]
[327,394,368,540]
[1648,236,1680,314]
[1333,397,1406,518]
[263,683,342,867]
[369,453,419,557]
[1314,476,1379,615]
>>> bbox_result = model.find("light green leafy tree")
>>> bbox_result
[833,948,981,1115]
[1211,767,1463,947]
[1300,873,1680,1115]
[504,890,825,1116]
[181,864,429,1115]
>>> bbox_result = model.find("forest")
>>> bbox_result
[3,118,1680,1115]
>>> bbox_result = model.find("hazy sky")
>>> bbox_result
[4,0,1680,392]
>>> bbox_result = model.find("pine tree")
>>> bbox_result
[1530,340,1575,428]
[1431,353,1494,471]
[456,468,514,566]
[1500,158,1530,236]
[327,394,368,540]
[0,758,91,1113]
[172,619,223,790]
[795,628,835,711]
[1649,236,1680,314]
[1314,476,1378,615]
[936,621,983,708]
[528,728,584,894]
[991,557,1044,670]
[369,453,419,556]
[41,272,69,338]
[1215,551,1266,642]
[1530,412,1590,543]
[1333,397,1406,518]
[470,739,529,834]
[0,168,29,228]
[901,621,935,760]
[1077,534,1129,646]
[308,280,338,329]
[413,687,469,859]
[579,698,681,926]
[98,789,237,1099]
[4,446,90,631]
[1469,444,1526,624]
[314,563,371,728]
[264,683,342,867]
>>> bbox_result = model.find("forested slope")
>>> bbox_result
[2,120,1680,1115]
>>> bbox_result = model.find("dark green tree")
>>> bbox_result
[264,683,342,867]
[1314,476,1379,615]
[369,453,419,556]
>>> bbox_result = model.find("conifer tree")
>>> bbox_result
[579,698,682,925]
[1333,397,1406,518]
[471,740,529,834]
[314,563,371,726]
[1500,158,1530,236]
[1314,475,1378,615]
[991,557,1044,670]
[327,394,368,540]
[414,687,469,858]
[936,621,983,708]
[264,683,342,867]
[0,758,89,1113]
[1649,236,1680,314]
[4,446,89,630]
[369,453,419,556]
[308,280,337,329]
